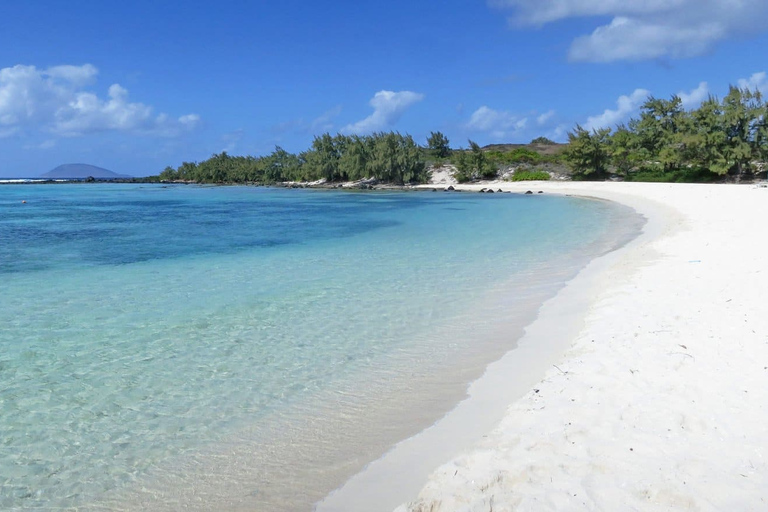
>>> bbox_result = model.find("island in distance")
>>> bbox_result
[41,163,133,179]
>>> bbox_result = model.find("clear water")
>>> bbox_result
[0,184,642,510]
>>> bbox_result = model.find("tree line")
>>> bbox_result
[158,132,429,185]
[156,84,767,185]
[564,85,768,181]
[156,128,561,185]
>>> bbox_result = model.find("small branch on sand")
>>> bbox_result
[668,352,695,361]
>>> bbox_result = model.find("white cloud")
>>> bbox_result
[678,81,709,109]
[343,90,424,134]
[22,139,57,150]
[271,105,342,136]
[537,109,555,125]
[467,106,528,139]
[491,0,685,25]
[491,0,768,62]
[568,16,725,62]
[311,105,342,132]
[46,64,98,86]
[0,126,18,137]
[178,114,201,128]
[584,88,649,131]
[220,129,244,153]
[550,124,568,142]
[0,64,200,138]
[738,72,768,93]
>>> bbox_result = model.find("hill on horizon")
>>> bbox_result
[41,164,132,179]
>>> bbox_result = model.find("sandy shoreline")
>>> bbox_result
[318,181,768,511]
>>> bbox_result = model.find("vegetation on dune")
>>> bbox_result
[485,147,561,166]
[453,140,498,183]
[154,84,767,185]
[158,132,428,185]
[564,126,612,180]
[427,131,451,159]
[447,137,566,182]
[564,85,768,181]
[507,170,551,181]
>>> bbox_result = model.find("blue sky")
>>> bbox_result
[1,0,767,177]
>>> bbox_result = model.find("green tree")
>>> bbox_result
[634,95,686,171]
[564,125,611,179]
[609,124,641,176]
[338,135,369,181]
[303,133,341,182]
[452,140,496,182]
[175,161,199,181]
[196,152,235,182]
[159,166,178,181]
[398,133,428,183]
[720,86,765,176]
[453,150,471,183]
[680,96,730,175]
[470,140,497,179]
[366,132,426,184]
[427,131,451,159]
[754,96,768,167]
[262,146,300,182]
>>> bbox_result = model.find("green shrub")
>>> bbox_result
[625,168,720,183]
[451,141,497,182]
[508,170,550,181]
[487,148,541,165]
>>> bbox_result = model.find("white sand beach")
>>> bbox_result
[318,181,768,511]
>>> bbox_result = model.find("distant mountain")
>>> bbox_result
[41,164,133,179]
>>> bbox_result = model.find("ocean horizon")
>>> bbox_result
[0,183,642,510]
[0,178,134,184]
[1,178,82,183]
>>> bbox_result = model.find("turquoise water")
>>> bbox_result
[0,184,641,510]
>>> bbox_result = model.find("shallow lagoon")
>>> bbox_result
[0,184,641,510]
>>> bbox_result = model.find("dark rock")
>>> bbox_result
[445,185,455,191]
[486,189,494,193]
[525,190,533,194]
[497,189,503,193]
[538,191,543,194]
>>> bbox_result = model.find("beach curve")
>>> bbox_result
[318,181,768,511]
